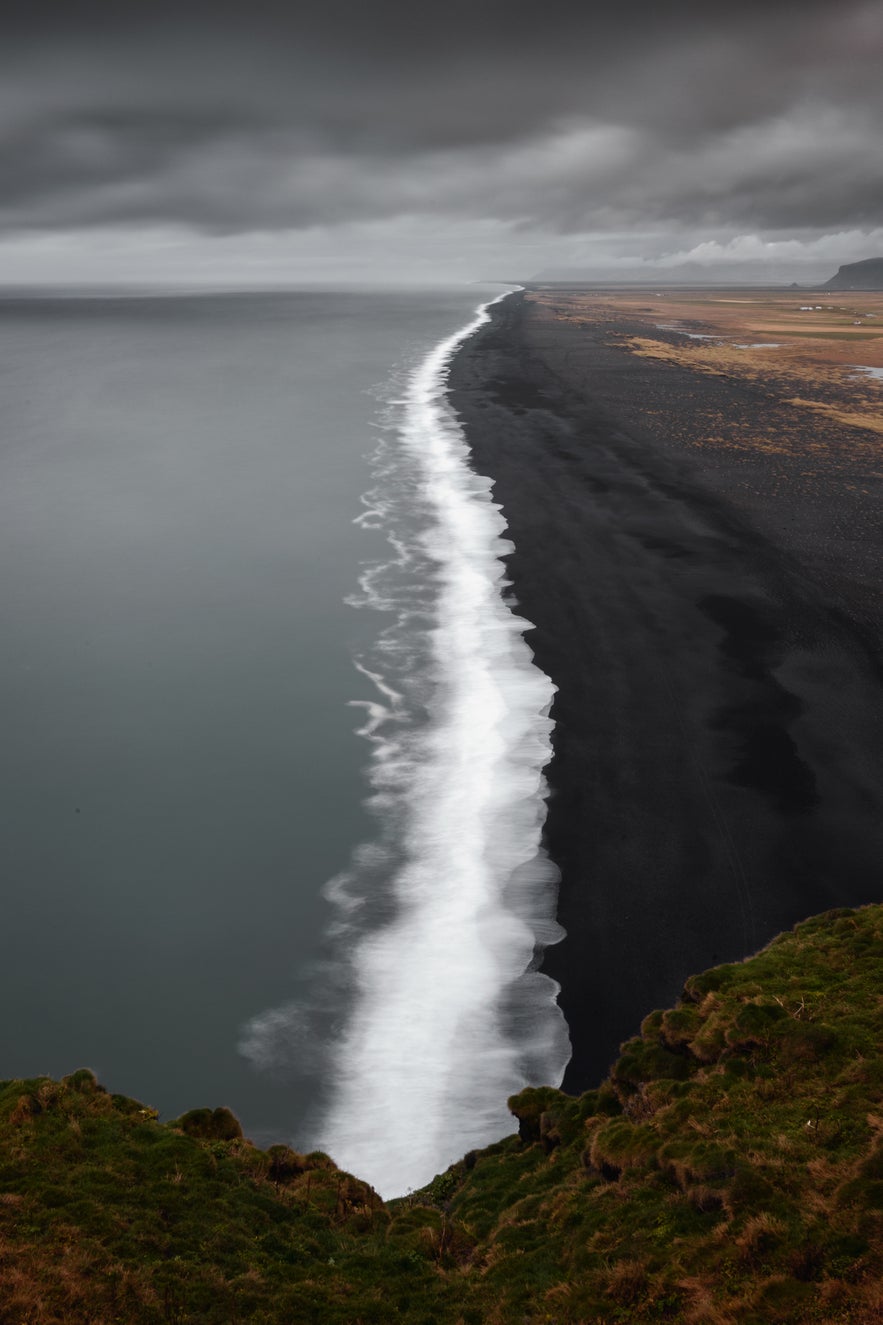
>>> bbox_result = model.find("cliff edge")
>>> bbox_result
[2,904,881,1322]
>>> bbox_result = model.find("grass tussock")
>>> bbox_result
[1,903,881,1322]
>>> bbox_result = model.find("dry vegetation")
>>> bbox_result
[533,288,883,443]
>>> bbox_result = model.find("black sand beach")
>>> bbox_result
[450,290,883,1092]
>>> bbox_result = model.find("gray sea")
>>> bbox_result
[0,286,568,1193]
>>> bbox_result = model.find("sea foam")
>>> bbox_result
[243,292,570,1197]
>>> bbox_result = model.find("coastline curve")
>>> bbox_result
[312,290,570,1196]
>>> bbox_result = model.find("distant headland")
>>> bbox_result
[823,257,883,290]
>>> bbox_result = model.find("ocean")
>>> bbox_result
[0,286,569,1197]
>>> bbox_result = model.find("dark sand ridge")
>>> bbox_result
[449,289,883,1093]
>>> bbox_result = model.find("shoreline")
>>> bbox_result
[449,289,883,1091]
[313,293,567,1197]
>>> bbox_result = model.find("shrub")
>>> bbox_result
[174,1106,243,1141]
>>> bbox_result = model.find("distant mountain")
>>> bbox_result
[823,257,883,290]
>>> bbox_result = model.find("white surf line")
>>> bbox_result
[316,292,569,1197]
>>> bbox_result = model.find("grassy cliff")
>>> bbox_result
[2,904,881,1323]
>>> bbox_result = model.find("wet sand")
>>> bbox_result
[449,289,883,1092]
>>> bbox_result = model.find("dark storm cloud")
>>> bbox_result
[1,0,881,236]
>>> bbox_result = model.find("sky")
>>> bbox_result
[3,0,882,285]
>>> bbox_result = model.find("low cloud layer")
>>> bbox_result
[3,1,882,280]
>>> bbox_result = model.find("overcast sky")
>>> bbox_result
[3,0,882,284]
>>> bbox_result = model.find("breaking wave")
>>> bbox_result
[241,291,569,1197]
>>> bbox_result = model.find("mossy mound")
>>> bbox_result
[1,904,881,1322]
[427,903,883,1322]
[0,1071,450,1323]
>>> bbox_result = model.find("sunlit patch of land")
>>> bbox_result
[529,287,883,449]
[535,287,883,354]
[785,397,883,437]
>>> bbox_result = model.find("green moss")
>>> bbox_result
[613,1037,695,1088]
[1,903,881,1322]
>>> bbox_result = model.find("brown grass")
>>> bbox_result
[785,396,883,435]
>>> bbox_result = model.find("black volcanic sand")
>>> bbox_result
[449,291,883,1093]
